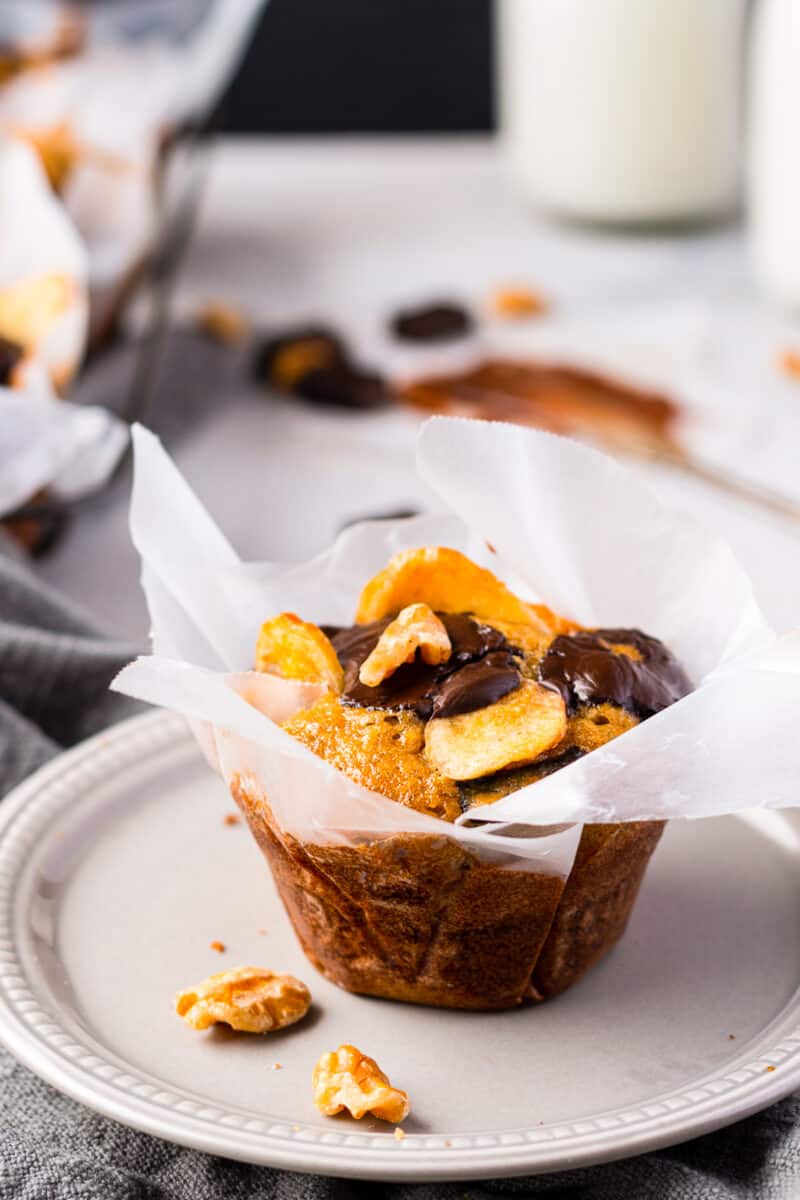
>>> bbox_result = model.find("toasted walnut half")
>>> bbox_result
[175,967,311,1033]
[355,546,550,631]
[256,613,344,691]
[359,602,451,687]
[425,678,567,781]
[313,1044,410,1122]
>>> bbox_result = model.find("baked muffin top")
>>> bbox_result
[255,547,691,822]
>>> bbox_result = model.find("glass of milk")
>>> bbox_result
[497,0,748,225]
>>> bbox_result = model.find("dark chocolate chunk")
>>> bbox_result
[331,612,521,719]
[439,612,510,663]
[430,651,521,719]
[343,657,442,719]
[0,335,23,386]
[252,326,346,388]
[539,628,691,719]
[329,617,392,667]
[252,323,391,410]
[389,302,473,343]
[295,363,391,410]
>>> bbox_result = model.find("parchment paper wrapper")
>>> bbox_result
[114,418,800,1006]
[0,136,88,390]
[0,380,127,518]
[0,45,174,289]
[0,3,263,296]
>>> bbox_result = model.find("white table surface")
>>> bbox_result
[38,137,800,641]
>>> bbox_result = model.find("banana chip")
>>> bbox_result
[355,546,548,630]
[424,679,567,781]
[256,613,344,691]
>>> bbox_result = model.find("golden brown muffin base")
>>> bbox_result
[231,775,664,1010]
[283,694,462,822]
[531,820,665,1000]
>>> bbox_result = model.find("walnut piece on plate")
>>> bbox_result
[313,1043,410,1122]
[175,967,311,1034]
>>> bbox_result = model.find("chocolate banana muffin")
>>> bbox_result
[235,546,690,1008]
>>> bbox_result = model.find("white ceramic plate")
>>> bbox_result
[2,711,800,1181]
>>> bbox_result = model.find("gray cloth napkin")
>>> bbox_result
[1,539,799,1200]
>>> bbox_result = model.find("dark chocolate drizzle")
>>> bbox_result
[539,628,691,719]
[328,612,522,720]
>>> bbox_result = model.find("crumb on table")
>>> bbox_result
[209,940,226,953]
[194,301,249,346]
[223,813,241,826]
[779,349,800,380]
[489,285,549,319]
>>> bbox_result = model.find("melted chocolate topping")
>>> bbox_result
[328,612,521,720]
[539,628,691,719]
[429,651,521,719]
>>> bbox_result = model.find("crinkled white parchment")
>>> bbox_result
[112,417,798,878]
[0,380,128,518]
[0,2,264,290]
[0,136,88,388]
